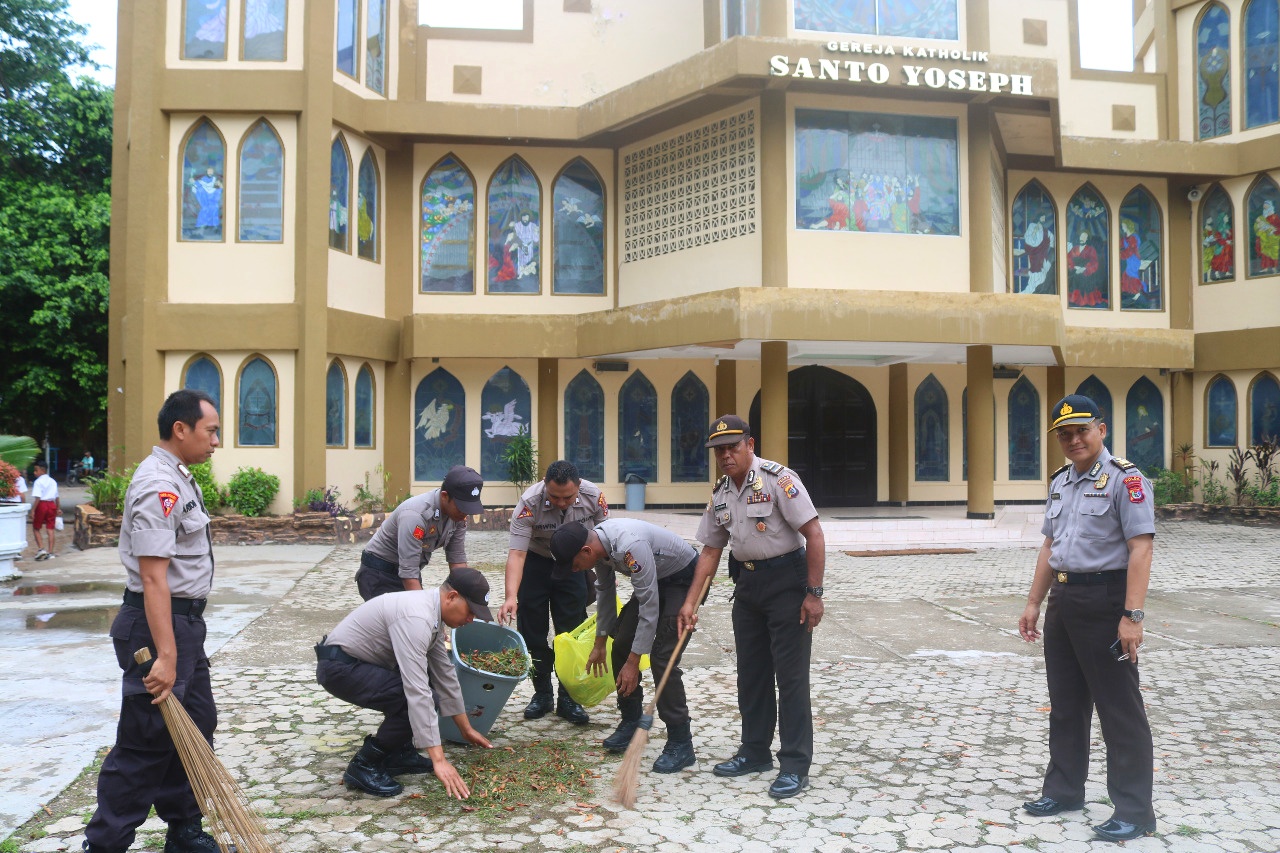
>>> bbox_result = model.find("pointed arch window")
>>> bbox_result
[180,119,226,242]
[671,372,709,482]
[1066,185,1110,309]
[329,136,351,252]
[1196,3,1232,138]
[553,159,606,295]
[1250,372,1280,444]
[366,0,387,94]
[1206,374,1238,448]
[357,148,380,261]
[1200,185,1235,282]
[414,368,465,480]
[1246,176,1280,276]
[182,355,222,412]
[421,156,476,293]
[1126,377,1164,471]
[564,370,605,482]
[619,372,658,482]
[238,120,284,242]
[487,157,541,294]
[1118,187,1163,311]
[242,0,286,61]
[237,356,278,447]
[1008,377,1040,480]
[1011,180,1057,295]
[481,367,532,479]
[336,0,358,78]
[915,375,949,481]
[326,361,347,447]
[1075,375,1114,453]
[183,0,227,60]
[1245,0,1280,129]
[355,364,375,448]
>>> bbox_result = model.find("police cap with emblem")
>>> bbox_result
[705,414,751,448]
[1048,394,1102,432]
[442,465,485,515]
[549,522,591,580]
[446,566,494,622]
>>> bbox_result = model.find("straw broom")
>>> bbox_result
[134,647,276,853]
[611,573,713,808]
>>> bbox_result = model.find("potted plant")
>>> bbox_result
[0,435,39,581]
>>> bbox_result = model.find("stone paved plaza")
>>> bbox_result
[9,520,1280,852]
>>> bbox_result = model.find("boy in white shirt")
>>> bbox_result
[29,462,59,560]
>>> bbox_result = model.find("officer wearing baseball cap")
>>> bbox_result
[1018,394,1157,842]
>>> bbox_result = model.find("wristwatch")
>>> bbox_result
[1124,608,1145,623]
[805,586,824,598]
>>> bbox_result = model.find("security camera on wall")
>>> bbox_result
[1187,186,1203,203]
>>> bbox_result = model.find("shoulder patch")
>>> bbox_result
[1111,456,1138,471]
[516,503,533,519]
[412,526,425,541]
[623,551,640,574]
[758,459,784,474]
[1123,475,1146,503]
[158,491,179,518]
[598,492,609,517]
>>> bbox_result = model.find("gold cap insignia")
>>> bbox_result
[716,421,727,431]
[1060,403,1073,416]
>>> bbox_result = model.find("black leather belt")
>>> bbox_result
[1054,569,1128,585]
[314,640,360,665]
[122,589,207,616]
[730,547,806,572]
[361,550,400,575]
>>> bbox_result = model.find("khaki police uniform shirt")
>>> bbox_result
[695,457,818,561]
[119,446,214,599]
[592,518,698,656]
[364,489,467,580]
[508,479,608,559]
[1041,447,1156,573]
[325,589,465,750]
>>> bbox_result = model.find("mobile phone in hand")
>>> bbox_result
[1109,638,1127,661]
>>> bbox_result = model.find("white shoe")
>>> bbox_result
[34,550,48,561]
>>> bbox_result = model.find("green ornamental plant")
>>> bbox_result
[501,426,538,495]
[188,461,227,513]
[226,467,280,517]
[0,435,39,472]
[85,465,136,516]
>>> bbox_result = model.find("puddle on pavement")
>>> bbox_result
[12,581,122,596]
[26,606,120,632]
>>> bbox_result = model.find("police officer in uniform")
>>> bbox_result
[83,389,223,853]
[549,518,703,773]
[678,415,826,799]
[354,465,484,600]
[1019,394,1156,842]
[498,460,607,724]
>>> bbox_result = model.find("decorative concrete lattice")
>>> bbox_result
[622,108,757,262]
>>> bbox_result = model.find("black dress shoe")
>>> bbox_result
[1022,796,1084,816]
[767,772,808,799]
[524,693,553,720]
[1093,818,1156,842]
[556,695,590,725]
[712,754,773,777]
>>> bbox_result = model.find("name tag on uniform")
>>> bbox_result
[746,493,772,505]
[713,503,727,512]
[1050,492,1060,500]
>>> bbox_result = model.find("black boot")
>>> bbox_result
[384,743,434,776]
[556,689,590,725]
[602,719,640,752]
[83,842,127,853]
[162,818,220,853]
[524,675,554,719]
[343,735,403,797]
[652,739,696,773]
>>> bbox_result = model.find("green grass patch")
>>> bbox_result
[1175,824,1201,837]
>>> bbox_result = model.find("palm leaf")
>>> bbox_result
[0,435,40,471]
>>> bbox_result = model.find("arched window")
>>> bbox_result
[336,0,357,78]
[564,370,605,482]
[1118,186,1163,311]
[1250,372,1280,444]
[357,148,379,261]
[619,372,657,482]
[366,0,387,94]
[180,119,226,242]
[238,119,284,242]
[325,361,347,447]
[421,155,476,293]
[1206,374,1238,447]
[1008,377,1040,480]
[1126,377,1164,471]
[480,367,531,479]
[329,135,351,252]
[1011,180,1057,295]
[1196,3,1232,138]
[414,368,465,480]
[1246,175,1280,276]
[487,157,541,294]
[1066,184,1109,309]
[241,0,286,61]
[237,356,278,447]
[553,159,606,295]
[355,364,375,448]
[183,0,227,60]
[1075,375,1115,452]
[914,375,949,481]
[182,355,222,412]
[1200,185,1235,282]
[1245,0,1280,129]
[671,372,709,482]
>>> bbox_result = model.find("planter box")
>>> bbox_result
[1156,502,1280,526]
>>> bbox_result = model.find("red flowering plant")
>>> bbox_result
[0,460,21,500]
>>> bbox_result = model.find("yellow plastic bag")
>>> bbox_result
[553,598,650,708]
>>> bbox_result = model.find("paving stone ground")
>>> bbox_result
[11,521,1280,852]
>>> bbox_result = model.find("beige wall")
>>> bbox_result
[166,0,306,70]
[1192,170,1280,332]
[987,0,1070,63]
[329,130,387,317]
[323,356,386,501]
[1058,78,1161,140]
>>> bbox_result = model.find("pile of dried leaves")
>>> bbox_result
[459,647,531,677]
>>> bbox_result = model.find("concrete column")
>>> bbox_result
[715,359,737,418]
[538,358,559,478]
[760,90,788,288]
[967,106,995,294]
[966,346,995,519]
[1170,371,1194,476]
[383,145,414,502]
[888,364,909,505]
[1046,365,1066,476]
[760,342,789,464]
[759,0,787,37]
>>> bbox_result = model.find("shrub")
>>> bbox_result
[1243,480,1280,507]
[188,461,227,513]
[501,426,538,494]
[226,467,280,517]
[1200,460,1229,506]
[1226,447,1254,506]
[1149,467,1194,506]
[352,464,404,514]
[86,466,136,516]
[296,486,347,516]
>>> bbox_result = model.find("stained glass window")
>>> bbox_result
[242,0,286,61]
[414,368,465,481]
[671,372,709,482]
[553,159,606,295]
[619,372,658,482]
[487,157,541,294]
[796,110,959,236]
[1126,377,1164,471]
[183,0,227,59]
[1011,180,1057,295]
[1075,375,1114,452]
[238,120,283,242]
[326,361,346,447]
[564,370,605,482]
[238,357,277,446]
[366,0,386,94]
[1118,187,1163,311]
[1245,0,1280,129]
[1250,372,1280,444]
[180,119,226,242]
[1066,184,1110,309]
[421,156,476,293]
[1206,374,1237,447]
[355,364,375,448]
[329,136,351,252]
[183,356,222,412]
[915,375,949,481]
[1196,3,1231,139]
[1200,185,1235,282]
[357,149,379,260]
[1246,176,1280,276]
[794,0,958,40]
[481,367,532,479]
[1008,377,1040,480]
[336,0,357,78]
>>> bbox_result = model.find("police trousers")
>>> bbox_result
[316,656,414,749]
[516,551,589,689]
[1042,579,1155,824]
[85,604,216,851]
[355,550,409,601]
[729,548,812,775]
